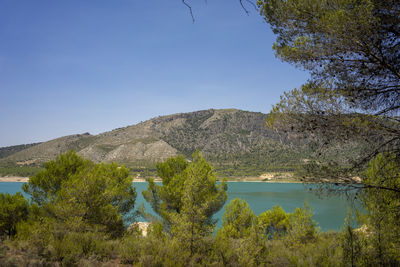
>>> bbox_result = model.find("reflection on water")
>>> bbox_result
[0,182,360,231]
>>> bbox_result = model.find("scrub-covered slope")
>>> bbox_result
[0,109,307,177]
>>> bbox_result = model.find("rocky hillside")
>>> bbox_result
[0,109,307,177]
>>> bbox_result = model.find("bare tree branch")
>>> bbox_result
[239,0,250,15]
[239,0,258,14]
[182,0,195,23]
[244,0,258,12]
[181,0,258,22]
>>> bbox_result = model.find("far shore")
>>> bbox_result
[0,176,301,183]
[131,176,302,183]
[0,177,30,182]
[227,179,302,183]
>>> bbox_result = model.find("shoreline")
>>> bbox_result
[0,177,302,183]
[226,180,302,183]
[0,177,30,182]
[1,171,301,183]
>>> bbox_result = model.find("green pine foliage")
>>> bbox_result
[142,151,227,229]
[340,153,400,266]
[1,152,399,266]
[217,198,256,239]
[0,192,29,237]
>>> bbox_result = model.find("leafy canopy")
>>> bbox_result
[257,1,400,262]
[259,0,399,115]
[257,205,290,239]
[22,151,137,237]
[0,192,29,237]
[142,151,227,228]
[217,198,256,239]
[360,153,400,264]
[142,151,227,259]
[258,0,400,184]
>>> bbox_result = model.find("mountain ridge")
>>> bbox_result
[0,109,306,177]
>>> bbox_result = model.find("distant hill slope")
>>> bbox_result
[0,143,42,160]
[0,109,308,177]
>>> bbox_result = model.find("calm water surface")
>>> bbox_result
[0,182,358,231]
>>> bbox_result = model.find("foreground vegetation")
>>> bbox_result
[0,151,399,266]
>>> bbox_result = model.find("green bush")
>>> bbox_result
[0,193,29,237]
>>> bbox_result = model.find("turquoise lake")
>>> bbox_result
[0,182,359,231]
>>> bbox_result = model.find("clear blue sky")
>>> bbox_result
[0,0,308,147]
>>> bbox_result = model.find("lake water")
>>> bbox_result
[0,182,358,231]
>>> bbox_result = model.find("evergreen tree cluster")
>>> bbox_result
[0,151,399,266]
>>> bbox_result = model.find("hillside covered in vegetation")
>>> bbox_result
[0,109,309,178]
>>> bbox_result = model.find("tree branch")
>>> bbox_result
[181,0,258,21]
[239,0,258,15]
[182,0,195,23]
